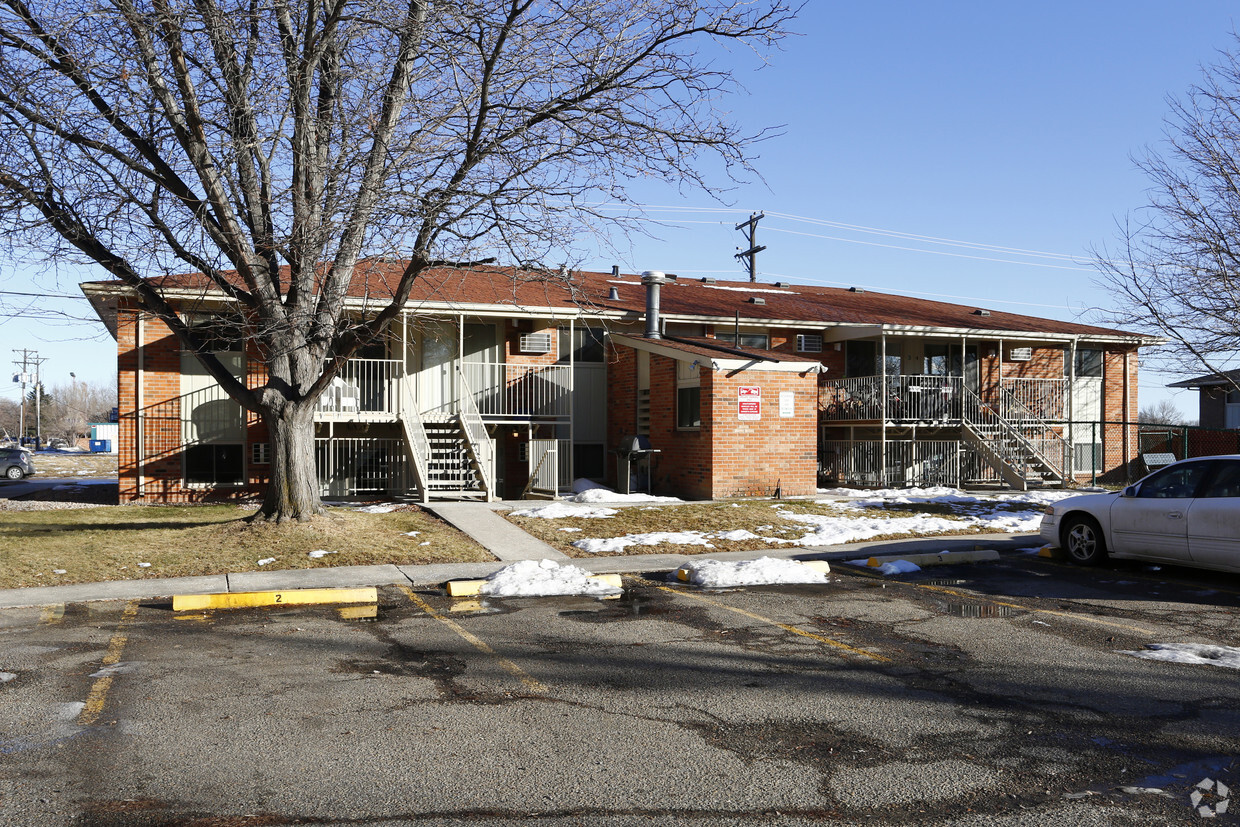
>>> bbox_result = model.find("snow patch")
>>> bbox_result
[0,672,15,683]
[510,503,618,519]
[257,558,275,566]
[307,550,336,559]
[353,504,399,513]
[479,559,622,597]
[571,528,791,554]
[680,557,829,588]
[1121,643,1240,670]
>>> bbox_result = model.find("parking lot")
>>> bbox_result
[1,551,1237,826]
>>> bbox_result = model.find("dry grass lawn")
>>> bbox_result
[0,504,492,589]
[508,498,1015,558]
[28,451,119,479]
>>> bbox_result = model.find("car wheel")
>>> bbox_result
[5,465,24,480]
[1062,514,1107,566]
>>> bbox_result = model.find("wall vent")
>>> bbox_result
[251,442,270,465]
[519,332,554,354]
[1008,346,1033,362]
[796,334,823,353]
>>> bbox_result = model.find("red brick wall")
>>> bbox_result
[607,344,817,499]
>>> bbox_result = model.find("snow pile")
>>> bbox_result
[479,559,622,598]
[572,528,792,554]
[1121,643,1240,670]
[568,479,681,505]
[510,502,618,519]
[680,557,829,588]
[847,557,922,575]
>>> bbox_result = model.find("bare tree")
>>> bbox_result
[0,0,796,521]
[1095,37,1240,392]
[46,378,117,442]
[1137,398,1190,426]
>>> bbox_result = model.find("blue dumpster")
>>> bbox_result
[89,439,112,453]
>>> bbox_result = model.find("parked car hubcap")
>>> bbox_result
[1066,524,1096,559]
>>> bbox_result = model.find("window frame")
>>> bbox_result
[676,360,702,430]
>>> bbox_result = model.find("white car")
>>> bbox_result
[1040,455,1240,574]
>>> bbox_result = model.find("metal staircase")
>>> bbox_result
[397,374,495,502]
[962,388,1066,491]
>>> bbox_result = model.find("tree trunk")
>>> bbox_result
[253,400,324,522]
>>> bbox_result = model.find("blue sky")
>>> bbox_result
[3,1,1238,416]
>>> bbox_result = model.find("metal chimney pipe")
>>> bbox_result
[641,270,666,339]
[608,286,619,300]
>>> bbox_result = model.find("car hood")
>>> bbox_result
[1050,491,1120,512]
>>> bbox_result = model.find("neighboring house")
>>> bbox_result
[80,264,1157,503]
[1168,369,1240,429]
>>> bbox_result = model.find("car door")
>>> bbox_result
[1109,461,1212,562]
[1187,459,1240,573]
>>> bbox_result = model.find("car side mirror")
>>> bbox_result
[1121,485,1137,498]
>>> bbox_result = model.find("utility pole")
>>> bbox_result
[734,211,766,283]
[12,348,46,445]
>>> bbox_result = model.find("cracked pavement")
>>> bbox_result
[0,552,1237,826]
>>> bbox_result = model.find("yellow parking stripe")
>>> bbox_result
[654,585,890,663]
[914,583,1156,636]
[397,586,546,693]
[79,601,139,726]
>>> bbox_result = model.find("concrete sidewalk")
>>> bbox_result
[0,533,1039,609]
[422,502,572,563]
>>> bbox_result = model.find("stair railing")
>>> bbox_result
[998,385,1070,481]
[397,380,432,498]
[455,367,496,498]
[961,388,1034,480]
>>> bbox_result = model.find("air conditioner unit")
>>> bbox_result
[1009,347,1033,362]
[519,332,554,354]
[796,334,823,353]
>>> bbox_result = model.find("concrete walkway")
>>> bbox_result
[421,502,572,563]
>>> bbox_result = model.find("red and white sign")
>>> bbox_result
[738,386,761,421]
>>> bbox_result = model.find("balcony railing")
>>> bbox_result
[314,358,572,421]
[821,374,1072,424]
[820,375,964,422]
[460,361,572,420]
[316,359,403,418]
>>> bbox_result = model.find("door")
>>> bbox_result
[414,320,456,416]
[1187,459,1240,572]
[1110,461,1212,562]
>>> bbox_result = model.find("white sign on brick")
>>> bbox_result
[779,391,794,418]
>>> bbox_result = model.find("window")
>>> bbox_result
[845,341,877,378]
[185,443,244,485]
[1135,462,1210,499]
[1074,442,1102,472]
[558,326,606,363]
[676,360,701,429]
[251,442,270,465]
[1199,461,1240,498]
[716,332,770,350]
[1067,348,1103,378]
[795,334,823,353]
[182,313,244,353]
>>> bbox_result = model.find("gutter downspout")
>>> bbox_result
[880,332,887,487]
[1069,337,1077,482]
[1123,349,1131,477]
[136,313,145,498]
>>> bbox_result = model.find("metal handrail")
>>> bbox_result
[999,385,1070,479]
[455,367,495,497]
[397,381,432,494]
